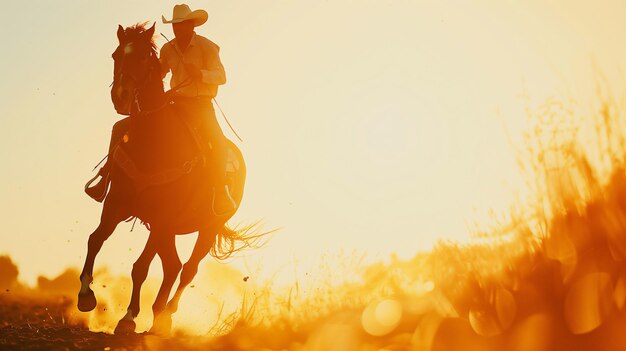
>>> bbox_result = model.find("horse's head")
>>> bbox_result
[111,23,159,115]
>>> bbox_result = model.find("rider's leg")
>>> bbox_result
[199,100,236,215]
[85,117,130,201]
[108,117,131,155]
[173,96,235,214]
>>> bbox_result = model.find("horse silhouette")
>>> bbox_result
[77,22,254,334]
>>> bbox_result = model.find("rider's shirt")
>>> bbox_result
[160,33,226,98]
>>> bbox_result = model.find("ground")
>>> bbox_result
[0,295,152,351]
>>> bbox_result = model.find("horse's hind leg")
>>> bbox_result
[149,231,182,335]
[77,191,129,312]
[164,229,217,318]
[114,231,158,334]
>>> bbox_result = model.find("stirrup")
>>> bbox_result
[84,168,110,202]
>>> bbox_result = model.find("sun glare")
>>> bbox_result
[4,0,626,350]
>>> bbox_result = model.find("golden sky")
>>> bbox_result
[1,0,626,285]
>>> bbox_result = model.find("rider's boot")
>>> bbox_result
[84,164,111,203]
[212,184,237,216]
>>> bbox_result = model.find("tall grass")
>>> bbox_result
[211,86,626,350]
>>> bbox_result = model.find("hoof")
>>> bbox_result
[114,319,136,335]
[77,289,97,312]
[149,313,172,336]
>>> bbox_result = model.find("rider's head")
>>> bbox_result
[163,5,207,41]
[172,20,195,41]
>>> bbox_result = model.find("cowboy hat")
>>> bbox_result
[162,4,208,27]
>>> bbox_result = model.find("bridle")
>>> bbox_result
[112,44,159,115]
[113,47,194,117]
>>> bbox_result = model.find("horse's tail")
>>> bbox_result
[210,221,275,260]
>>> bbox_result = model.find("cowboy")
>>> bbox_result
[85,4,236,216]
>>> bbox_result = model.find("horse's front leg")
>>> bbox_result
[149,231,181,335]
[114,231,158,334]
[77,192,128,312]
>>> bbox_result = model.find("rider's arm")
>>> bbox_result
[200,45,226,86]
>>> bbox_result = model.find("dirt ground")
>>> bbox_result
[0,292,299,351]
[0,294,155,351]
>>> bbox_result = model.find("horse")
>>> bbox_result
[77,22,256,334]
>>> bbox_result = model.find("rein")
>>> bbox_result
[133,77,192,117]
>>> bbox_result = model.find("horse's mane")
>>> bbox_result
[124,22,157,52]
